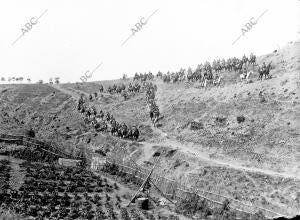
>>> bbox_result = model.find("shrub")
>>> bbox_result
[237,116,245,123]
[25,128,35,138]
[175,194,211,218]
[215,116,227,124]
[260,96,266,103]
[153,152,161,157]
[214,199,237,220]
[296,192,300,203]
[113,183,119,190]
[252,210,267,220]
[190,121,204,130]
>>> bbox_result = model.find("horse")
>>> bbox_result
[150,107,159,127]
[95,121,107,132]
[245,71,253,83]
[120,124,128,138]
[203,78,214,89]
[264,63,272,79]
[240,71,253,83]
[240,72,246,82]
[213,75,222,87]
[131,127,139,140]
[110,124,118,136]
[258,62,272,80]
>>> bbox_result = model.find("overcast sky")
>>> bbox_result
[0,0,299,83]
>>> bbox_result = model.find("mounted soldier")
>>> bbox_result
[121,123,128,138]
[261,62,267,72]
[105,112,110,121]
[149,101,160,127]
[99,84,104,93]
[249,53,256,66]
[98,109,104,120]
[131,126,139,140]
[85,108,92,119]
[91,106,97,116]
[242,54,248,65]
[128,83,133,92]
[259,62,267,80]
[121,90,128,100]
[109,115,115,124]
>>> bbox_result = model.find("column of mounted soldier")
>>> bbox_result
[144,82,160,127]
[77,93,139,141]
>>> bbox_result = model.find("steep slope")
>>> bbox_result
[0,41,299,217]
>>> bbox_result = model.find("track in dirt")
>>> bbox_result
[151,77,300,181]
[52,84,85,99]
[141,126,300,181]
[54,84,300,182]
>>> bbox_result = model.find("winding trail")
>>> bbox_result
[52,84,89,100]
[138,131,300,181]
[53,83,300,181]
[48,81,300,217]
[151,77,300,181]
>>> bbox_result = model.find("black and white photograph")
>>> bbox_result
[0,0,300,219]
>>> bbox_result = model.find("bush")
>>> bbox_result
[25,128,35,138]
[236,116,245,123]
[260,96,266,103]
[190,121,204,130]
[215,116,227,124]
[252,210,267,220]
[175,194,212,218]
[213,199,237,220]
[296,192,300,203]
[113,183,119,190]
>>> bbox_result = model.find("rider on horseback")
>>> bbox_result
[261,62,266,72]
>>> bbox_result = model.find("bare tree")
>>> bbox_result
[1,77,5,82]
[27,78,31,83]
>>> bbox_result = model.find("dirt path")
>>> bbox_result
[54,83,300,181]
[152,78,300,181]
[138,132,300,181]
[52,84,88,100]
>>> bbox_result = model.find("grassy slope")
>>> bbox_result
[0,41,299,216]
[60,42,300,215]
[155,41,300,176]
[0,84,90,156]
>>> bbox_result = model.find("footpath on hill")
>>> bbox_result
[52,83,300,181]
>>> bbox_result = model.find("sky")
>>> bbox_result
[0,0,299,83]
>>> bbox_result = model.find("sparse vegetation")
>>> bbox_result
[1,41,300,218]
[25,127,35,138]
[236,115,246,123]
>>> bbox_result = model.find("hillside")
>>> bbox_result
[0,41,300,218]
